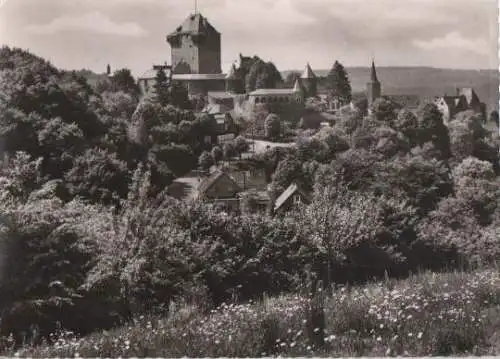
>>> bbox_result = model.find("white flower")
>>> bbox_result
[417,332,423,339]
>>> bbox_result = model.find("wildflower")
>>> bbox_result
[417,332,423,339]
[377,336,382,342]
[386,348,391,355]
[290,341,296,348]
[307,345,312,351]
[408,332,413,337]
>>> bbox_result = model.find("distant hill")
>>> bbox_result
[283,67,499,112]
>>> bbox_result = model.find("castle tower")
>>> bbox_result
[300,63,317,98]
[367,60,381,107]
[166,13,222,74]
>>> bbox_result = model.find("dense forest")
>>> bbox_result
[0,46,499,356]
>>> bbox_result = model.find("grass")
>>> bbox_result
[6,268,500,357]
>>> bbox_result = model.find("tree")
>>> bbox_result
[417,103,451,160]
[489,110,499,127]
[296,181,382,290]
[245,58,283,92]
[326,61,352,103]
[223,142,237,161]
[110,68,140,97]
[64,148,129,206]
[198,151,214,172]
[154,68,170,106]
[264,113,281,140]
[285,71,301,87]
[452,157,499,225]
[395,109,419,147]
[234,136,249,158]
[211,146,223,165]
[370,98,397,126]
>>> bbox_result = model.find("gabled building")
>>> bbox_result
[434,88,486,124]
[197,170,241,211]
[367,60,382,113]
[273,183,310,215]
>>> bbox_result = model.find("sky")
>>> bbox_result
[0,0,498,76]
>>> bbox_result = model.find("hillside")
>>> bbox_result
[284,67,499,112]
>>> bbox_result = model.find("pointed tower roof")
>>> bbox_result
[167,13,219,40]
[370,59,379,83]
[293,78,303,92]
[301,63,316,79]
[226,63,237,79]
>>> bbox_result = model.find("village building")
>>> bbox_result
[138,12,228,98]
[196,170,241,211]
[367,60,382,114]
[273,183,311,215]
[434,88,486,124]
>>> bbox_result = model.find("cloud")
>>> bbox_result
[25,11,148,37]
[413,31,490,55]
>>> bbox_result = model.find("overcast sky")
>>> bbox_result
[0,0,497,76]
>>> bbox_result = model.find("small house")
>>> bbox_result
[197,170,241,212]
[273,183,310,215]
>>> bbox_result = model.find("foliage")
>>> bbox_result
[326,61,352,103]
[245,57,283,92]
[264,113,281,140]
[198,151,214,171]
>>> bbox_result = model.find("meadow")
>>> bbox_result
[7,268,500,358]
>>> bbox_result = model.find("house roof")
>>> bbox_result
[249,88,298,96]
[203,103,231,115]
[301,63,316,79]
[207,91,235,99]
[167,13,219,39]
[172,73,227,81]
[386,94,420,109]
[138,68,158,80]
[370,60,379,83]
[458,87,479,106]
[274,183,309,212]
[437,95,461,109]
[198,170,240,197]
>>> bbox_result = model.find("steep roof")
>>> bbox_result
[207,91,235,99]
[385,94,420,109]
[293,78,303,92]
[274,183,309,212]
[172,73,226,80]
[167,13,219,39]
[198,170,240,197]
[458,87,479,106]
[370,60,379,83]
[249,88,298,96]
[301,63,316,79]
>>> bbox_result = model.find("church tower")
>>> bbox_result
[367,60,381,107]
[300,63,317,98]
[166,13,222,74]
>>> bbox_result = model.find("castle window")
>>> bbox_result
[255,97,260,104]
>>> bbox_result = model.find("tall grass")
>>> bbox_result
[7,268,500,357]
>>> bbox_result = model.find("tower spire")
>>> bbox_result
[370,59,379,83]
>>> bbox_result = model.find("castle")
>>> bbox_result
[137,12,316,107]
